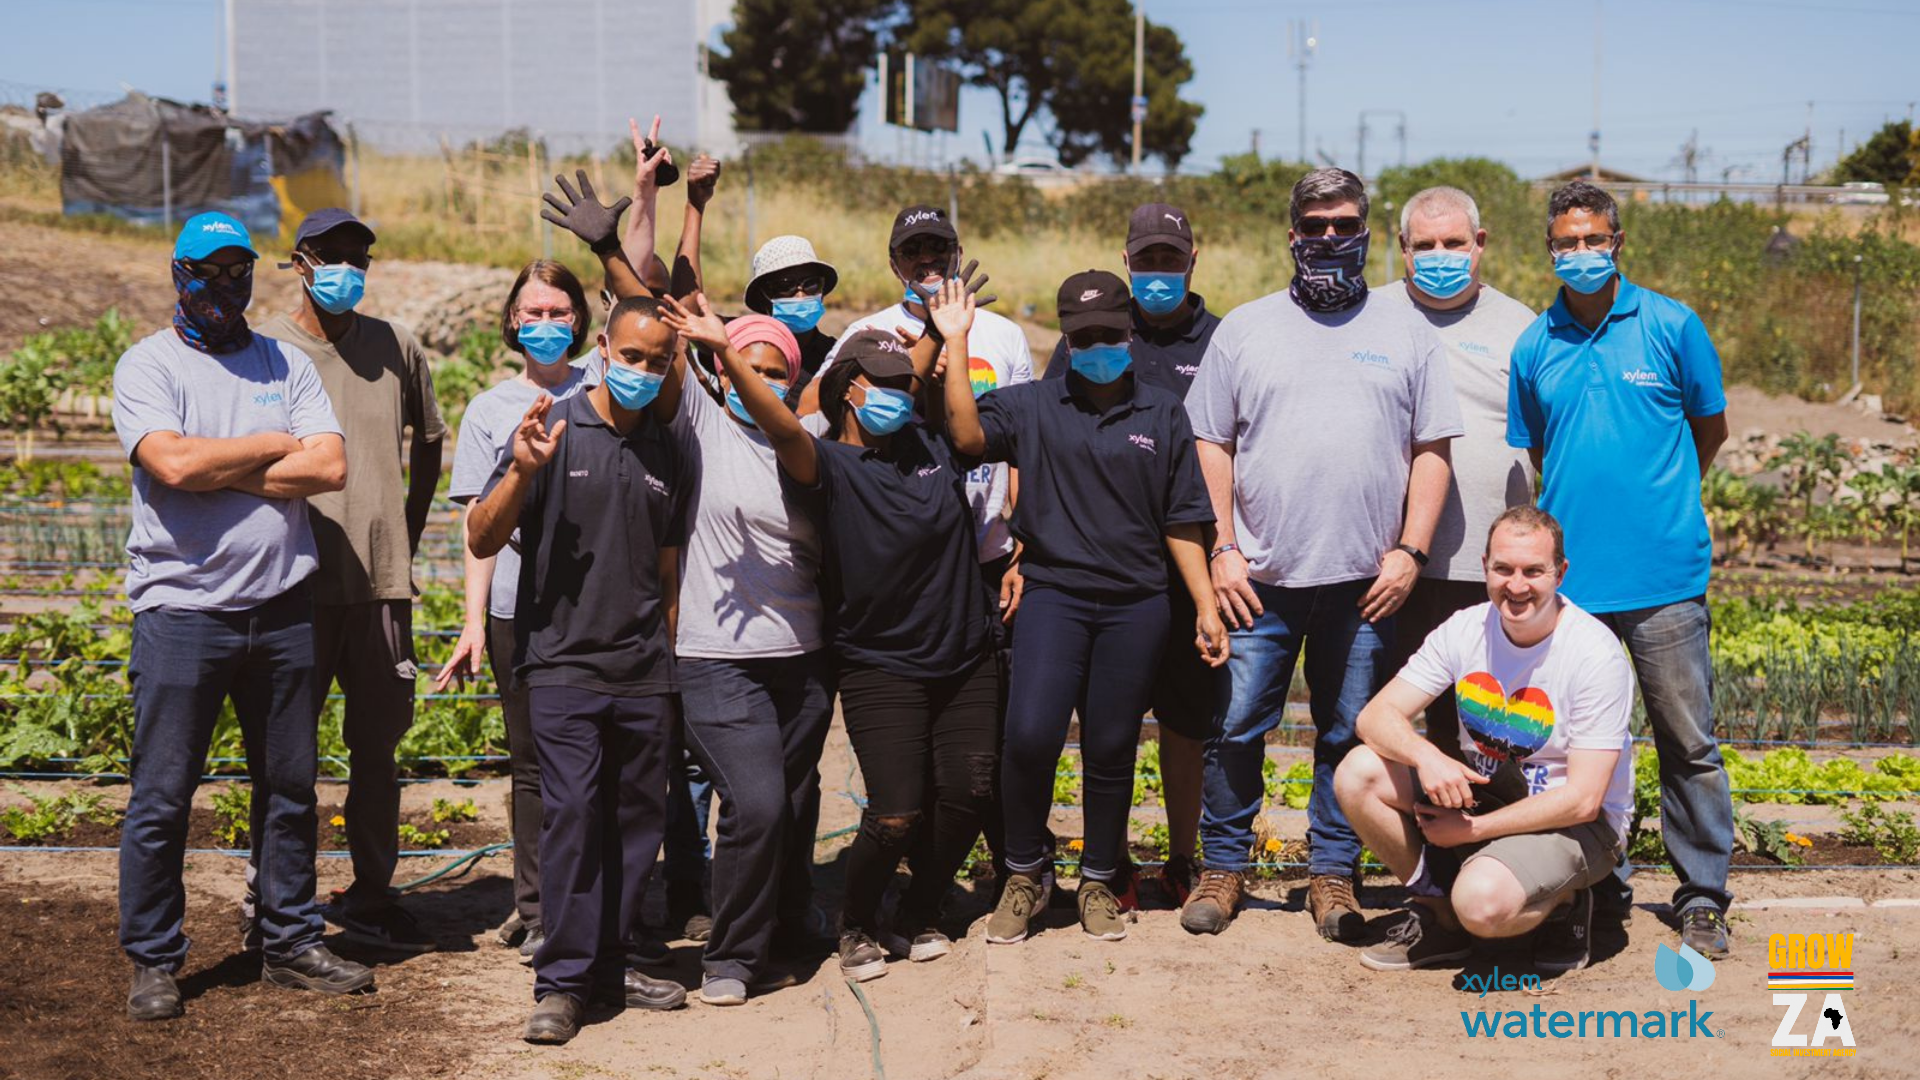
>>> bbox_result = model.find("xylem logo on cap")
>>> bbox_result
[202,220,241,235]
[903,210,942,225]
[1080,288,1105,302]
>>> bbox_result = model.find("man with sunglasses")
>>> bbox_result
[252,208,446,953]
[115,212,371,1019]
[1183,168,1462,942]
[1507,180,1734,958]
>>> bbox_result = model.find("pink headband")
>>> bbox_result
[725,315,801,382]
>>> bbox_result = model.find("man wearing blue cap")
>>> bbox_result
[256,209,445,953]
[114,212,372,1020]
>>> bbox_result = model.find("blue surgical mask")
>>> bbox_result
[518,320,573,366]
[771,295,825,334]
[1410,250,1474,300]
[1554,249,1617,295]
[726,380,789,427]
[903,280,941,306]
[307,264,366,314]
[1069,342,1133,384]
[604,364,664,411]
[1131,272,1187,316]
[854,386,915,436]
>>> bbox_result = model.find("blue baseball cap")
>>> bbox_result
[173,212,258,261]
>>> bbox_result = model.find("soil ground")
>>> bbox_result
[5,722,1919,1080]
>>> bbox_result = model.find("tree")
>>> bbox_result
[902,0,1204,169]
[709,0,891,132]
[1834,120,1914,186]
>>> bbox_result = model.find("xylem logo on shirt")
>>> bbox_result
[646,475,670,496]
[568,470,590,478]
[916,464,944,478]
[1459,341,1493,357]
[253,390,284,406]
[1622,369,1665,388]
[1128,433,1157,453]
[1351,350,1391,367]
[1174,362,1200,377]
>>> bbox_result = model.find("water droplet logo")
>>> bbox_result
[1654,942,1716,992]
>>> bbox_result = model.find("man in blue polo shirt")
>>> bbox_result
[1042,203,1222,904]
[1507,180,1734,958]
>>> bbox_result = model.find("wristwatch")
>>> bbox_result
[1393,543,1429,568]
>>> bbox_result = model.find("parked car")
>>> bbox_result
[1829,181,1890,205]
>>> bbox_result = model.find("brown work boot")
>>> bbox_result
[1178,868,1244,935]
[1308,874,1365,943]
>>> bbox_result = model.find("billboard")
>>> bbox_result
[880,52,959,133]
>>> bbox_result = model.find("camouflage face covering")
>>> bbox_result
[170,258,255,354]
[1288,229,1371,314]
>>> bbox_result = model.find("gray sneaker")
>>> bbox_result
[700,976,747,1006]
[1359,906,1474,972]
[518,925,544,966]
[986,871,1048,944]
[1077,880,1128,941]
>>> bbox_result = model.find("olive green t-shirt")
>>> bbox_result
[257,312,445,605]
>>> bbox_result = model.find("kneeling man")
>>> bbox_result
[1334,506,1632,973]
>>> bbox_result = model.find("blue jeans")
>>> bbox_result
[1201,578,1389,875]
[1593,597,1734,915]
[120,587,326,969]
[1003,586,1169,883]
[679,652,834,982]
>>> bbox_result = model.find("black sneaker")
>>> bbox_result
[523,993,583,1044]
[1534,888,1594,974]
[496,911,529,947]
[326,901,436,954]
[838,929,888,982]
[1680,906,1731,960]
[127,964,183,1021]
[263,945,376,994]
[518,924,544,966]
[1359,906,1474,971]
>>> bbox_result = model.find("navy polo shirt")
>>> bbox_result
[974,375,1214,600]
[1507,276,1726,613]
[1042,294,1221,394]
[781,423,992,680]
[484,392,688,695]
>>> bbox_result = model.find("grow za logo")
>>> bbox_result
[1655,942,1717,992]
[1768,932,1857,1058]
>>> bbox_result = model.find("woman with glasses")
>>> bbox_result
[436,259,602,965]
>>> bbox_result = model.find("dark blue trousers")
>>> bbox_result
[528,686,672,1001]
[120,586,325,969]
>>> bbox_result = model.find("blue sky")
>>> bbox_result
[3,0,1914,180]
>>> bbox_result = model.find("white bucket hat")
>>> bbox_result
[744,235,838,314]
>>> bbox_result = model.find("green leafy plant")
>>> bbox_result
[1838,803,1920,863]
[210,785,252,848]
[396,823,451,850]
[1733,806,1805,866]
[0,787,117,843]
[431,797,479,823]
[1052,753,1080,806]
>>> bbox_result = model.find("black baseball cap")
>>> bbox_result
[1126,202,1194,257]
[889,204,957,251]
[1057,270,1132,334]
[836,329,919,380]
[293,207,377,248]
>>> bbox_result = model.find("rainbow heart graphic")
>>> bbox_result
[1454,671,1555,764]
[968,356,998,398]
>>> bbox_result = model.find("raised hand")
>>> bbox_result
[927,274,976,342]
[511,395,567,473]
[658,292,731,352]
[630,114,679,187]
[911,257,998,312]
[541,169,631,255]
[686,153,721,211]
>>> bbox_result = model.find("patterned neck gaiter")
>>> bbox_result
[1288,230,1371,314]
[170,259,254,354]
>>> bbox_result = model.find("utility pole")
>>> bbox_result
[1289,20,1317,164]
[1357,109,1407,180]
[1130,6,1145,172]
[1251,128,1262,158]
[1589,1,1602,180]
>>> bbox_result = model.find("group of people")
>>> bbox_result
[111,114,1737,1045]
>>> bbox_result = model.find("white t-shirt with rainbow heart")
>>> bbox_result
[1396,598,1636,840]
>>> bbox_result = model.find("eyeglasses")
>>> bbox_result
[300,249,373,270]
[763,273,826,298]
[1295,215,1366,238]
[1549,233,1616,255]
[181,259,254,281]
[517,306,575,321]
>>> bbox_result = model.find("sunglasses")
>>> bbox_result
[300,249,374,270]
[1295,215,1367,238]
[762,273,827,298]
[181,259,254,281]
[896,238,954,260]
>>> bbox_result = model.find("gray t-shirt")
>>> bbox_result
[1386,283,1539,582]
[669,385,824,658]
[447,362,596,619]
[1184,290,1465,588]
[113,328,344,612]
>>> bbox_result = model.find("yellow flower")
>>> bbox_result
[1067,838,1085,852]
[1785,832,1813,848]
[330,814,346,827]
[1263,838,1283,854]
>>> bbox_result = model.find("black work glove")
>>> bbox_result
[916,259,998,341]
[540,169,632,255]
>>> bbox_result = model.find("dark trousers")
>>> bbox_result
[489,614,541,925]
[121,587,325,969]
[662,744,714,905]
[679,653,834,982]
[527,686,672,1001]
[305,599,417,910]
[1389,577,1488,762]
[838,653,1001,932]
[1003,586,1170,883]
